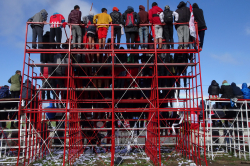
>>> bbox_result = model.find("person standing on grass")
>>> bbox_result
[93,8,112,49]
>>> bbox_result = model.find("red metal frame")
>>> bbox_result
[15,22,207,166]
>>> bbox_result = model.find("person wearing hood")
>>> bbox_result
[138,5,149,49]
[241,83,250,99]
[93,8,112,49]
[208,80,220,98]
[160,5,179,49]
[49,13,65,49]
[148,2,163,49]
[231,82,243,99]
[192,3,207,49]
[110,7,123,49]
[175,1,190,49]
[27,9,48,49]
[220,80,234,99]
[122,6,140,49]
[68,5,82,49]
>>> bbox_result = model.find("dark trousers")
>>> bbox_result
[198,30,205,48]
[50,27,62,49]
[32,26,43,49]
[11,91,20,98]
[125,32,136,49]
[163,24,174,48]
[114,26,121,48]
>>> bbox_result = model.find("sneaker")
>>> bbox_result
[184,46,188,49]
[178,45,183,49]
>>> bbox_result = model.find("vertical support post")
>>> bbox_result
[111,24,115,166]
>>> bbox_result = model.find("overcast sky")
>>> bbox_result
[0,0,250,101]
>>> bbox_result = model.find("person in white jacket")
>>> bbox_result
[159,5,178,49]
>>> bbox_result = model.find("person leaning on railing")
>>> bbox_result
[27,9,48,49]
[110,7,123,49]
[148,2,163,49]
[174,1,190,49]
[93,8,112,49]
[68,5,82,49]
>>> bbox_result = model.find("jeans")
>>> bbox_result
[11,91,20,98]
[114,26,121,48]
[50,27,62,49]
[32,26,43,48]
[198,30,205,48]
[72,25,82,48]
[125,32,136,49]
[177,25,189,47]
[139,26,148,48]
[163,24,174,48]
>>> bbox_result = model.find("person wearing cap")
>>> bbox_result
[93,8,112,49]
[148,2,163,49]
[110,7,123,49]
[68,5,82,49]
[8,70,22,98]
[159,5,179,49]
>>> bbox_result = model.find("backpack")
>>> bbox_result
[125,13,134,27]
[164,10,173,23]
[0,86,9,99]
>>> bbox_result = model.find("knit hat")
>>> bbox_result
[113,7,119,11]
[127,6,134,10]
[89,11,94,16]
[165,5,170,10]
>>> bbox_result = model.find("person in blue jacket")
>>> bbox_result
[241,83,250,99]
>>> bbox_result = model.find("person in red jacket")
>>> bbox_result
[49,13,65,49]
[148,2,163,49]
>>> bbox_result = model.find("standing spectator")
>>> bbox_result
[27,9,48,49]
[68,5,82,49]
[192,3,207,49]
[148,2,163,49]
[122,6,139,49]
[49,13,65,49]
[93,8,112,49]
[8,70,22,98]
[241,83,250,99]
[110,7,123,49]
[83,11,96,50]
[160,5,179,49]
[175,1,190,49]
[231,82,243,99]
[138,5,149,49]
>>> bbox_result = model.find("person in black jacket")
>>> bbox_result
[110,7,123,49]
[192,3,207,49]
[231,82,243,99]
[175,1,190,49]
[208,80,220,97]
[220,80,234,99]
[122,6,140,49]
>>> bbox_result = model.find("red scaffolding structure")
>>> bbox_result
[15,22,207,166]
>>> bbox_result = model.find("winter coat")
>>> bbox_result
[110,11,123,25]
[68,9,82,24]
[231,82,243,97]
[175,1,190,29]
[22,79,35,99]
[28,9,48,28]
[138,5,149,25]
[122,7,139,33]
[220,83,234,99]
[8,74,22,91]
[208,80,220,95]
[148,6,163,24]
[192,3,207,30]
[241,83,250,99]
